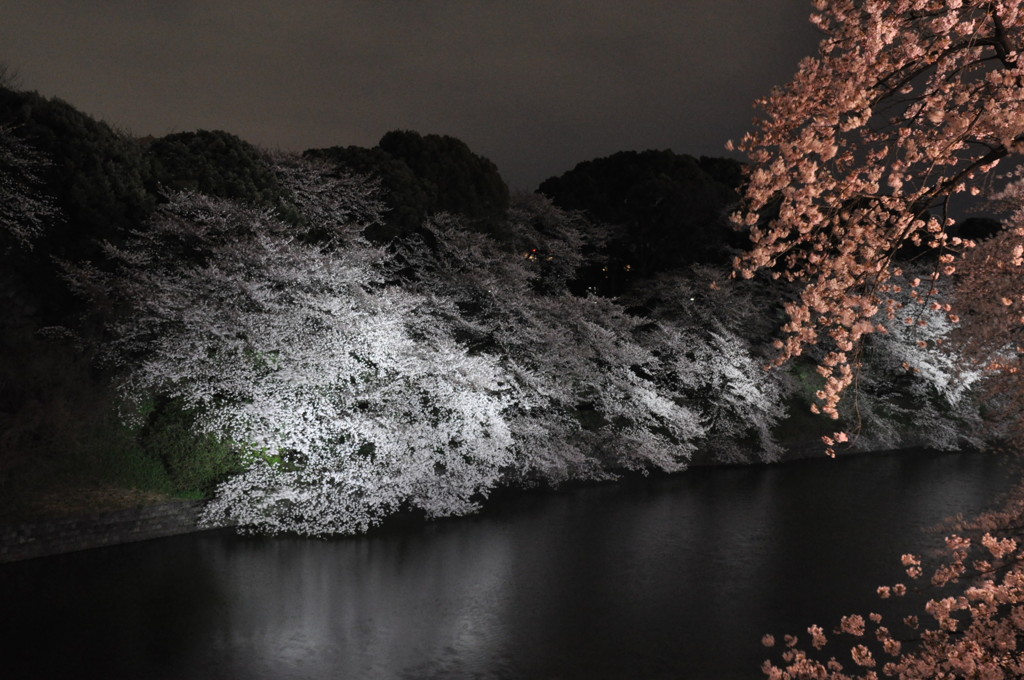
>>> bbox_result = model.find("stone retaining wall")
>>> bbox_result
[0,500,218,563]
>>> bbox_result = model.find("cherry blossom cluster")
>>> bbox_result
[80,161,517,535]
[822,266,988,453]
[0,123,57,251]
[732,0,1024,428]
[396,207,710,481]
[762,479,1024,678]
[620,266,790,463]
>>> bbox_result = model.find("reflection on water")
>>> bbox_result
[0,449,1015,679]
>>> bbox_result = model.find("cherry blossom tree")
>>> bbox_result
[396,195,795,473]
[761,486,1024,679]
[952,180,1024,442]
[0,123,56,251]
[816,267,988,453]
[622,267,789,463]
[731,0,1024,432]
[75,158,519,535]
[731,1,1024,676]
[396,202,705,483]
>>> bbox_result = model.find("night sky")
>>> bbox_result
[0,1,820,190]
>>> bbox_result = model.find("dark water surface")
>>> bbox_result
[1,449,1017,679]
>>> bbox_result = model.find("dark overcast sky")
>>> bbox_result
[0,1,820,190]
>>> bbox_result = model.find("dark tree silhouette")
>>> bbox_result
[0,86,153,255]
[145,130,291,216]
[538,150,743,294]
[306,130,510,240]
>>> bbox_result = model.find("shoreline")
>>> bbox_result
[0,441,971,564]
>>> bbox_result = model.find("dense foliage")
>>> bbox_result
[145,129,294,216]
[538,149,744,293]
[0,78,994,541]
[0,123,56,252]
[378,130,510,235]
[305,129,510,241]
[0,86,153,255]
[302,144,431,238]
[64,162,794,533]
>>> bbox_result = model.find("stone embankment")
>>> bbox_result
[0,500,218,563]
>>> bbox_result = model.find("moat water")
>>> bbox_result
[0,449,1016,679]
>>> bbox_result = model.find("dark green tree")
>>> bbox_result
[538,150,743,293]
[0,86,153,257]
[0,86,155,320]
[306,130,510,240]
[378,130,509,235]
[145,130,292,217]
